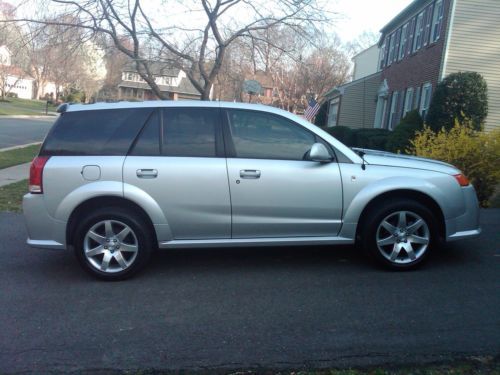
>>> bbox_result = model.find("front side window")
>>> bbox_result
[227,110,316,161]
[431,0,444,42]
[162,108,218,157]
[328,98,340,128]
[413,12,424,52]
[423,4,434,46]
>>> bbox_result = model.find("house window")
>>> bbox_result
[431,0,444,42]
[387,33,396,65]
[420,83,432,118]
[398,23,409,60]
[328,98,340,128]
[126,72,133,81]
[388,91,399,130]
[413,11,424,52]
[403,88,414,117]
[423,4,433,46]
[379,38,387,70]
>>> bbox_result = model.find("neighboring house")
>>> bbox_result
[0,46,34,99]
[118,62,201,100]
[375,0,500,131]
[326,0,500,132]
[325,44,380,128]
[241,70,276,104]
[352,44,380,81]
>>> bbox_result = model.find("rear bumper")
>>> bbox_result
[445,185,481,242]
[23,193,67,250]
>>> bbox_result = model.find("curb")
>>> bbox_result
[0,142,42,152]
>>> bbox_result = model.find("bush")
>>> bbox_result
[386,110,423,153]
[427,72,488,132]
[324,126,356,146]
[324,126,391,150]
[354,128,391,150]
[408,120,500,207]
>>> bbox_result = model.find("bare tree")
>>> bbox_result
[3,0,332,100]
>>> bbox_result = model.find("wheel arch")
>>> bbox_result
[354,189,446,241]
[66,196,158,247]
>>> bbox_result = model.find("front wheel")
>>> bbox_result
[361,199,439,270]
[74,207,153,280]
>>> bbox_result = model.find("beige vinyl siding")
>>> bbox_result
[337,73,381,129]
[442,0,500,131]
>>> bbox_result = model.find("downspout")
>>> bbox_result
[439,0,457,81]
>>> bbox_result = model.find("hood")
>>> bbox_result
[353,148,460,175]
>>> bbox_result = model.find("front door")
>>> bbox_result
[223,109,343,238]
[123,107,231,240]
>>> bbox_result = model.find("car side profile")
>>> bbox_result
[23,101,480,280]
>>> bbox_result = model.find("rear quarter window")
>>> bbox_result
[40,108,153,156]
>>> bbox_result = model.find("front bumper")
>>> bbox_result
[23,193,66,250]
[445,185,481,242]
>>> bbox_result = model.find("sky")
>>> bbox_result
[334,0,413,42]
[7,0,414,44]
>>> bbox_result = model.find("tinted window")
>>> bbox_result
[130,110,160,156]
[41,108,152,156]
[227,110,315,160]
[162,108,218,157]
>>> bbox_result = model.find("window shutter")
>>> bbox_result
[407,18,415,55]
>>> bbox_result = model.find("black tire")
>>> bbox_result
[73,206,153,281]
[360,198,439,270]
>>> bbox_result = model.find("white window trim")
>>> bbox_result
[431,0,444,43]
[398,23,409,60]
[403,87,414,117]
[413,12,424,52]
[388,91,399,130]
[419,82,432,117]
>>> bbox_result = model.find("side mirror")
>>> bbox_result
[309,143,332,162]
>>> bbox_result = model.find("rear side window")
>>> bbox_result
[40,108,152,156]
[162,108,218,157]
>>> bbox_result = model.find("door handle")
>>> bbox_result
[136,169,158,178]
[240,169,261,179]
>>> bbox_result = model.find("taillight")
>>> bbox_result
[453,173,470,187]
[29,156,49,194]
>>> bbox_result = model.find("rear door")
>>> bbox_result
[123,107,231,240]
[223,109,343,238]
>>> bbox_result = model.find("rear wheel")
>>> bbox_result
[74,207,153,280]
[361,199,439,270]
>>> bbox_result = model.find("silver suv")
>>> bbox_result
[23,101,480,280]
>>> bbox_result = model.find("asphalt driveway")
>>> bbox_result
[0,210,498,373]
[0,117,56,148]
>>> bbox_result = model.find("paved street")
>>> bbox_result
[0,117,56,149]
[0,210,498,373]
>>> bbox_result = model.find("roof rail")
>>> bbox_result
[56,103,70,113]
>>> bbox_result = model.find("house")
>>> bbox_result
[0,46,34,100]
[327,0,500,132]
[324,44,381,128]
[118,62,201,100]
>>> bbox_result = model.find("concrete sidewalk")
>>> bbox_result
[0,163,30,187]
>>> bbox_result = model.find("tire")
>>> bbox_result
[73,206,153,280]
[360,198,439,270]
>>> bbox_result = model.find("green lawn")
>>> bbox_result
[0,179,27,212]
[0,144,41,169]
[0,98,57,116]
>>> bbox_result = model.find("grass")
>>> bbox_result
[0,144,41,169]
[0,179,27,212]
[0,97,57,116]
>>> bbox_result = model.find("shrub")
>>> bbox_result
[386,110,423,153]
[353,128,391,150]
[426,72,488,132]
[324,126,356,146]
[408,120,500,207]
[324,126,391,150]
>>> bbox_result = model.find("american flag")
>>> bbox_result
[304,98,320,121]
